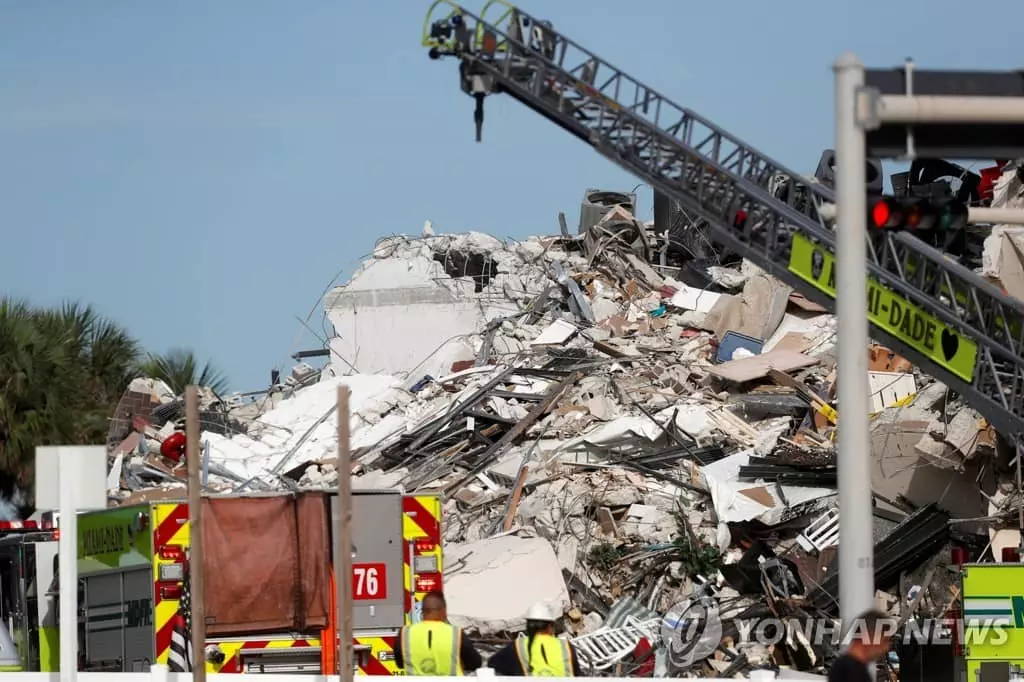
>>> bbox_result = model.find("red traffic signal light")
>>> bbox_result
[871,199,892,228]
[868,196,968,232]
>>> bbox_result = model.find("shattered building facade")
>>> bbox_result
[104,163,1024,679]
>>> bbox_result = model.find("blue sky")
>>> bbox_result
[2,0,1021,393]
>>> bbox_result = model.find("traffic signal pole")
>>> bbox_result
[837,57,1024,642]
[970,207,1024,225]
[871,95,1024,124]
[833,53,876,635]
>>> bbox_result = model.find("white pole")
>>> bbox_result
[58,447,78,682]
[834,52,876,631]
[969,207,1024,226]
[877,95,1024,124]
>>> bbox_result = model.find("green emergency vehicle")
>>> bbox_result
[0,520,60,672]
[961,563,1024,682]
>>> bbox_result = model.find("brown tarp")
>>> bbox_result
[201,492,331,636]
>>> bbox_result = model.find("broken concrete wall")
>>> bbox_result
[705,268,792,341]
[324,233,527,377]
[870,408,994,533]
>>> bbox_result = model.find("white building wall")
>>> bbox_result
[324,248,517,377]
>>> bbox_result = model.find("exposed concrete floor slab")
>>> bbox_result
[444,534,571,635]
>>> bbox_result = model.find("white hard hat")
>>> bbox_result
[525,601,556,622]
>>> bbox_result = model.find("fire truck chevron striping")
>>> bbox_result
[152,503,189,666]
[74,491,442,675]
[207,639,318,674]
[402,495,443,618]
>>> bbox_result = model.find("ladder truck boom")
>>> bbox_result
[422,0,1024,440]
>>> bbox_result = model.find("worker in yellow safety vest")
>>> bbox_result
[395,591,482,675]
[489,602,581,677]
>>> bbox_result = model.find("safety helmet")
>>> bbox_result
[525,601,556,623]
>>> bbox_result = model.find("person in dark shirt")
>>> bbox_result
[828,609,894,682]
[394,591,483,675]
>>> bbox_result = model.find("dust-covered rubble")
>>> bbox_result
[104,191,1022,677]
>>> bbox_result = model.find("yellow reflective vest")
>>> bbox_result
[514,633,573,677]
[400,621,464,676]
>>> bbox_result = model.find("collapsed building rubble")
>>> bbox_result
[104,180,1024,678]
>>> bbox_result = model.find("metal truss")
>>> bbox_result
[422,0,1024,435]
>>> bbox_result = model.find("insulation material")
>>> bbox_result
[705,271,791,341]
[202,493,331,635]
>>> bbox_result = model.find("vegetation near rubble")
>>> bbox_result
[0,297,227,509]
[671,506,723,579]
[587,541,621,572]
[138,347,229,395]
[673,537,723,579]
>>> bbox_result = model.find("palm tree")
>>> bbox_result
[0,299,77,471]
[139,348,229,395]
[0,298,141,506]
[60,302,141,401]
[45,302,142,435]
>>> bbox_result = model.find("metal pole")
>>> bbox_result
[969,207,1024,226]
[58,447,78,682]
[834,52,876,631]
[876,95,1024,124]
[336,386,354,682]
[185,386,207,682]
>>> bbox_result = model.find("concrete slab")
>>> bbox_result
[870,420,992,533]
[444,534,571,635]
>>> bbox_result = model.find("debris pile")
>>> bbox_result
[982,165,1024,301]
[105,194,1020,677]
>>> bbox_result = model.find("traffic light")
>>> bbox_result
[869,196,969,232]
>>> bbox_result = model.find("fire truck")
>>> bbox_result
[0,519,60,673]
[74,490,443,675]
[958,560,1024,682]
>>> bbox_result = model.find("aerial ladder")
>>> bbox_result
[421,0,1024,449]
